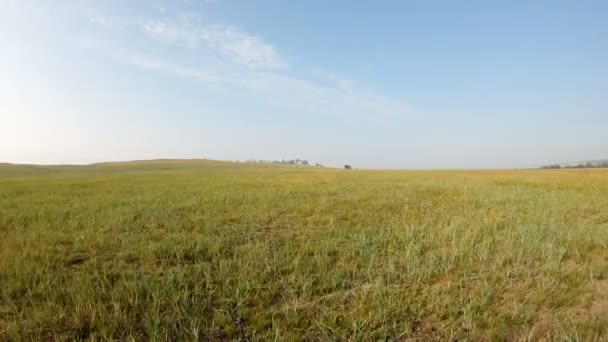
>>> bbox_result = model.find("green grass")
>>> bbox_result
[1,160,608,340]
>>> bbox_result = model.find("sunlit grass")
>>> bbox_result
[1,161,607,340]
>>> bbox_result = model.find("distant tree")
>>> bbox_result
[301,160,309,165]
[344,164,352,170]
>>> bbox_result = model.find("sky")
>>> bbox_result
[1,0,607,169]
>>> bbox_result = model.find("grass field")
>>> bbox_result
[1,160,608,340]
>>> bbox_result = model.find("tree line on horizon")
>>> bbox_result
[245,158,324,167]
[541,161,608,169]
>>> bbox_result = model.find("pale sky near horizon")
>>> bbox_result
[1,0,607,169]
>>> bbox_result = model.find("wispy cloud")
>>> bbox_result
[126,57,223,83]
[88,12,414,124]
[91,13,284,70]
[140,18,285,70]
[89,15,133,31]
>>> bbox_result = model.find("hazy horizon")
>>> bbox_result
[2,1,607,169]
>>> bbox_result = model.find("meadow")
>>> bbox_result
[1,160,607,340]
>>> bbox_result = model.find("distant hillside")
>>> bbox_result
[0,159,317,176]
[541,159,608,169]
[0,163,56,175]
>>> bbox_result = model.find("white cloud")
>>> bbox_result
[139,18,285,70]
[88,13,414,124]
[89,15,133,30]
[127,57,222,83]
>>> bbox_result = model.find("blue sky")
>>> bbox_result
[1,0,607,168]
